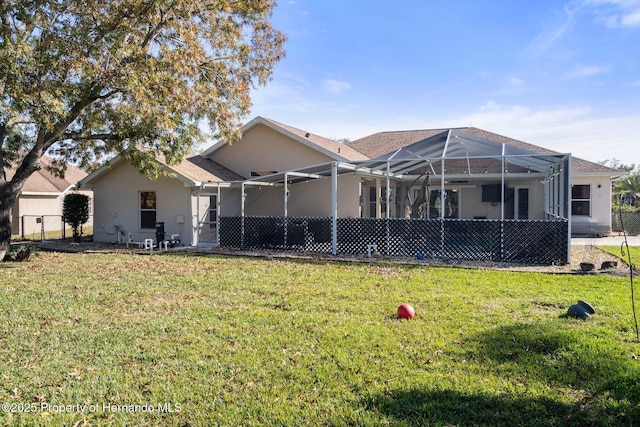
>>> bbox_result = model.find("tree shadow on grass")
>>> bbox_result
[365,388,589,427]
[469,323,640,403]
[363,322,640,426]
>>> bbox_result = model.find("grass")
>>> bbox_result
[11,227,94,242]
[599,245,640,271]
[1,252,639,426]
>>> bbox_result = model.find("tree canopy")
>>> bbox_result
[0,0,285,249]
[614,173,640,207]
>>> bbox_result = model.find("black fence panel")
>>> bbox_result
[219,216,333,252]
[502,220,568,264]
[385,219,441,257]
[336,217,385,255]
[219,216,241,247]
[442,219,502,261]
[219,216,568,264]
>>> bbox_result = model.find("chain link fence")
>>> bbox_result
[13,215,93,241]
[611,211,640,236]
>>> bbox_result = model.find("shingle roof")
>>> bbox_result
[161,155,244,182]
[251,117,370,162]
[348,127,619,175]
[6,156,88,193]
[80,151,244,187]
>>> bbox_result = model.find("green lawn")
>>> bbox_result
[10,227,94,243]
[1,252,639,426]
[599,245,640,271]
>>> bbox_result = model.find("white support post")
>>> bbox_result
[331,162,338,255]
[385,162,391,219]
[566,155,572,263]
[500,144,506,221]
[386,161,391,256]
[216,184,221,244]
[500,144,506,262]
[284,173,289,218]
[284,173,289,247]
[195,190,201,247]
[241,182,246,249]
[375,179,381,218]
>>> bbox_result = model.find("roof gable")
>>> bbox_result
[80,152,243,187]
[203,116,369,163]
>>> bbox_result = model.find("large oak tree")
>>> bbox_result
[0,0,285,252]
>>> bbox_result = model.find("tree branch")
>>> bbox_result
[63,131,122,141]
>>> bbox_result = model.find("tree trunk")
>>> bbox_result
[0,172,31,259]
[0,147,43,258]
[0,185,17,260]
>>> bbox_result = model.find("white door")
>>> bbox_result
[195,193,218,246]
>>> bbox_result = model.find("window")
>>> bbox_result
[572,185,590,216]
[140,191,157,229]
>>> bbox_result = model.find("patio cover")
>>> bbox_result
[202,128,572,255]
[364,129,569,177]
[360,129,572,222]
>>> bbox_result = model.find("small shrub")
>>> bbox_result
[62,193,90,243]
[5,243,36,262]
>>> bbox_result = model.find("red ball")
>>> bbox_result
[397,303,415,319]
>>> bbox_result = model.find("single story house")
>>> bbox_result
[8,156,93,238]
[80,116,620,264]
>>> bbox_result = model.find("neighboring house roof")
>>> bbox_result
[202,116,370,163]
[348,127,620,176]
[80,152,243,187]
[5,156,88,195]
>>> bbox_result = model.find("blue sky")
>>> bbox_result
[248,0,640,165]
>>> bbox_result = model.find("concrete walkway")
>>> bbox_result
[571,234,640,246]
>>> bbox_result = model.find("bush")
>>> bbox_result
[4,243,36,262]
[62,193,90,243]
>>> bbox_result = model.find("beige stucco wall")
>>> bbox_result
[208,124,335,177]
[223,174,362,218]
[571,175,613,232]
[12,195,63,236]
[12,189,94,237]
[90,161,192,244]
[457,178,546,220]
